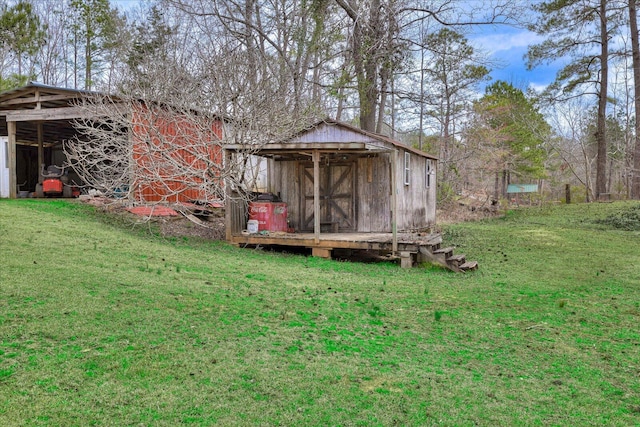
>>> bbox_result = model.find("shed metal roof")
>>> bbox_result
[225,118,438,160]
[507,184,539,193]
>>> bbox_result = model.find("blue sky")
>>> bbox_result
[471,26,562,92]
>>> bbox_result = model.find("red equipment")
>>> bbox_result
[249,201,288,232]
[35,165,79,198]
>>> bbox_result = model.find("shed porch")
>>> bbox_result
[227,228,476,271]
[228,230,440,267]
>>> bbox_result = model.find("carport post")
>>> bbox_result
[391,149,398,254]
[8,121,16,198]
[37,122,44,183]
[313,149,320,244]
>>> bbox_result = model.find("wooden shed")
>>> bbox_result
[0,82,223,203]
[223,119,467,268]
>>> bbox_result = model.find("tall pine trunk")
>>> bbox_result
[595,0,609,200]
[630,0,640,199]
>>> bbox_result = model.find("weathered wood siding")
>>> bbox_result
[226,195,247,235]
[289,125,379,144]
[356,155,391,232]
[268,150,434,233]
[269,160,300,230]
[395,149,436,230]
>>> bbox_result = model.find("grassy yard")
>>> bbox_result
[1,199,639,426]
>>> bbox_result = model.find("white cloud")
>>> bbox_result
[472,29,544,56]
[528,82,550,93]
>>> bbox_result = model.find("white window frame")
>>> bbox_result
[404,152,410,186]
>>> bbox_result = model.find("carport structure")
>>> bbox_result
[0,82,95,198]
[0,82,224,202]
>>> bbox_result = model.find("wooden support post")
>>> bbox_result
[224,150,233,242]
[399,251,413,268]
[391,150,398,254]
[37,122,44,183]
[311,247,332,259]
[313,149,320,244]
[266,157,273,193]
[7,121,16,199]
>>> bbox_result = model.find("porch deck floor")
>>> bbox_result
[230,231,441,252]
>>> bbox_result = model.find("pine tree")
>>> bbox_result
[527,0,621,201]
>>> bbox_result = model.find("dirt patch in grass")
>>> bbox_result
[78,196,227,241]
[157,215,226,240]
[437,204,501,224]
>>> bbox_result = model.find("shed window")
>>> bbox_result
[425,159,432,188]
[404,152,410,186]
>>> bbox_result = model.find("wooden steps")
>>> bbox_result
[446,254,466,268]
[433,246,455,257]
[416,243,478,272]
[459,260,478,271]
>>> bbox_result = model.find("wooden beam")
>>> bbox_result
[7,121,16,198]
[224,142,369,152]
[35,88,41,109]
[1,103,128,122]
[391,150,398,254]
[224,150,234,242]
[313,149,320,244]
[0,106,98,122]
[311,247,332,258]
[228,233,422,252]
[37,122,44,183]
[0,93,80,107]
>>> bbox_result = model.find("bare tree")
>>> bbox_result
[64,1,322,215]
[65,91,258,208]
[545,99,600,202]
[31,0,69,86]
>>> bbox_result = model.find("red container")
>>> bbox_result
[249,202,288,232]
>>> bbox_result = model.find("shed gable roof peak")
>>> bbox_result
[285,118,437,160]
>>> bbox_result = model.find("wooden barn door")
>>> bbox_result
[301,162,355,232]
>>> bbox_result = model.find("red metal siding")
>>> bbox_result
[131,104,223,203]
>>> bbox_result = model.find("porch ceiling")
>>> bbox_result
[0,117,76,147]
[224,142,392,160]
[0,83,97,147]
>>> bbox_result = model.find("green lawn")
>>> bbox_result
[1,199,639,426]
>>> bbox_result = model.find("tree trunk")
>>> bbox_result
[85,31,92,90]
[595,0,609,200]
[630,0,640,198]
[376,65,388,134]
[442,104,451,186]
[501,169,507,198]
[336,0,381,132]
